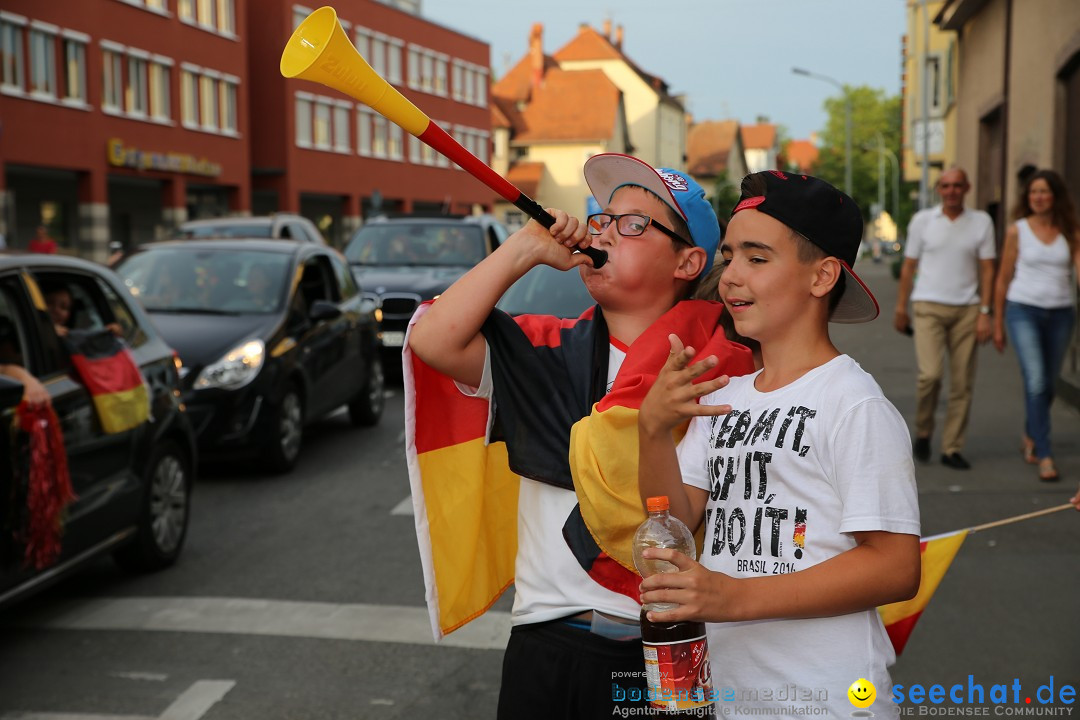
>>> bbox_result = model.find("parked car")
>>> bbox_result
[174,214,326,244]
[496,264,595,318]
[0,255,197,610]
[344,215,508,367]
[115,240,383,473]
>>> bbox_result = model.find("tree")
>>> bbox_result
[814,86,918,235]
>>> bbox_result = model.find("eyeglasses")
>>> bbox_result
[586,213,692,247]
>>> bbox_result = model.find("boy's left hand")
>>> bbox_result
[638,547,735,623]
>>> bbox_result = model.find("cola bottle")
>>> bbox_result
[633,496,714,716]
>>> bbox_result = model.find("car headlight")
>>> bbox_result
[194,339,265,390]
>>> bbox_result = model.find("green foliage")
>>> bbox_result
[712,180,743,228]
[814,86,918,235]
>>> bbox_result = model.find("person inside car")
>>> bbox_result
[41,282,122,338]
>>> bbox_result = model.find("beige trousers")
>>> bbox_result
[913,301,980,455]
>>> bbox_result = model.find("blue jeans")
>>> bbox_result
[1005,301,1076,459]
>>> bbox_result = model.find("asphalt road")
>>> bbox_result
[0,258,1077,718]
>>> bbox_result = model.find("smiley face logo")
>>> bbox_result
[848,678,876,709]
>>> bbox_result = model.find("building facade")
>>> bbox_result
[252,2,494,247]
[0,0,494,259]
[926,0,1080,399]
[0,0,249,261]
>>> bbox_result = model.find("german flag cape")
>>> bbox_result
[569,301,756,579]
[877,529,967,655]
[64,329,149,434]
[405,299,753,640]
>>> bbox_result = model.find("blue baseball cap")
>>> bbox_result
[583,153,720,275]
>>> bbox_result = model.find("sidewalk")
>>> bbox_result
[833,260,1078,685]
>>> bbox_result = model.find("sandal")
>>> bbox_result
[1038,458,1060,482]
[1022,437,1038,465]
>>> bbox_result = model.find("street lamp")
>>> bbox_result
[864,132,903,241]
[792,66,852,197]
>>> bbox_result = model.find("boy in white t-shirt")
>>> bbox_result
[637,171,922,719]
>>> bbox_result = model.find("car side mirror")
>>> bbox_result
[308,300,342,322]
[0,374,25,410]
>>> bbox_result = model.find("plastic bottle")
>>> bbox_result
[633,496,714,715]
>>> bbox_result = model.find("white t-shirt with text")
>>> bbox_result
[677,355,920,719]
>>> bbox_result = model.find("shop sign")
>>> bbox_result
[106,138,223,177]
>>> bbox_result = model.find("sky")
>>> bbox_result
[423,0,907,141]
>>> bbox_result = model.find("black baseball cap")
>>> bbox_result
[731,170,879,323]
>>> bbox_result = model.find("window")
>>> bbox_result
[371,36,386,77]
[927,55,943,117]
[197,0,214,29]
[29,28,56,97]
[372,114,387,158]
[463,67,474,105]
[181,68,198,124]
[358,108,371,155]
[333,104,349,151]
[216,0,234,35]
[149,60,170,119]
[329,254,358,300]
[451,62,462,101]
[434,57,447,96]
[295,95,312,146]
[178,0,194,22]
[421,52,432,92]
[126,55,148,115]
[96,277,147,349]
[354,28,370,61]
[389,124,403,160]
[313,100,331,148]
[199,74,217,129]
[220,79,236,132]
[63,39,87,102]
[103,50,124,110]
[387,40,402,84]
[408,134,420,163]
[1,19,25,91]
[476,68,486,106]
[147,0,167,11]
[407,47,419,88]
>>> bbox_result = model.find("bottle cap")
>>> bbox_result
[646,496,669,512]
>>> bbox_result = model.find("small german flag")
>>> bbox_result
[64,329,149,434]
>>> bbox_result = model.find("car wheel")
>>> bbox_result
[263,381,303,474]
[348,354,385,427]
[113,440,191,572]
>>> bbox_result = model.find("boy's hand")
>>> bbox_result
[508,209,593,271]
[639,333,731,437]
[638,547,734,623]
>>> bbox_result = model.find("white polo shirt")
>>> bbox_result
[905,206,996,306]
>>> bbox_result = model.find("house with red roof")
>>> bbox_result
[687,119,748,199]
[780,138,820,174]
[490,21,684,228]
[742,122,781,174]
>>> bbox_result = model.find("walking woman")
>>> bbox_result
[993,169,1080,482]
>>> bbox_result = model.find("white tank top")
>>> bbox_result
[1006,218,1074,309]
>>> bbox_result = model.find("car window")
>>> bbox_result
[116,248,291,314]
[176,223,274,239]
[35,271,117,336]
[290,222,318,244]
[344,224,485,266]
[0,284,32,370]
[297,256,337,309]
[328,253,358,300]
[95,277,148,348]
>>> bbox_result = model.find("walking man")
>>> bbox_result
[895,168,996,469]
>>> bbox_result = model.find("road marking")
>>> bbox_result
[10,597,510,651]
[109,672,168,682]
[390,495,413,515]
[2,680,234,720]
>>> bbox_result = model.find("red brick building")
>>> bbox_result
[250,2,494,246]
[0,0,249,260]
[0,0,493,258]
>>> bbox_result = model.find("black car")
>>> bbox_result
[115,240,384,473]
[344,215,509,367]
[0,255,196,609]
[496,264,595,319]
